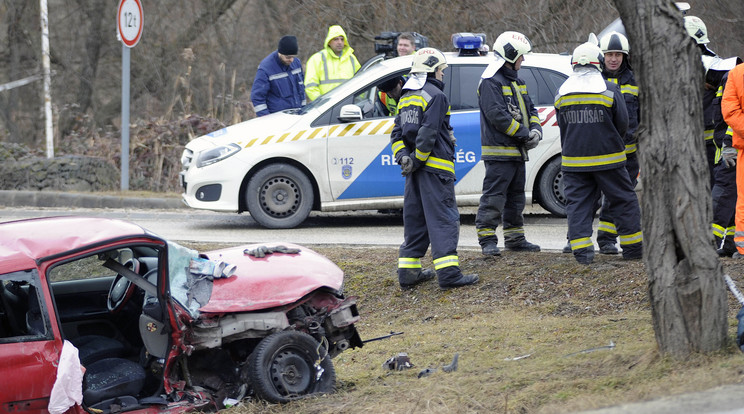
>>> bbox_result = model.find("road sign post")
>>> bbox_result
[117,0,143,191]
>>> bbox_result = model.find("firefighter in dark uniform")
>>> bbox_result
[594,31,640,255]
[475,31,542,256]
[708,56,743,256]
[686,16,719,188]
[555,42,642,265]
[390,47,479,289]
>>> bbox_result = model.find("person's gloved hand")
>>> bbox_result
[722,145,737,168]
[400,155,413,176]
[448,129,457,146]
[507,102,522,122]
[525,129,541,150]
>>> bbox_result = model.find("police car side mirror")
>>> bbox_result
[338,104,363,123]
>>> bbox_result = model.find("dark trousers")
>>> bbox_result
[564,167,642,261]
[475,160,527,247]
[399,169,462,284]
[712,160,737,247]
[597,154,640,247]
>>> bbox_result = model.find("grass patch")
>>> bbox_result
[198,246,744,413]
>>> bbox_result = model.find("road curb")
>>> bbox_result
[0,190,185,210]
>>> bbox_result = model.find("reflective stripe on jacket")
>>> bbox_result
[478,66,541,162]
[555,81,629,172]
[604,67,639,155]
[304,25,361,101]
[390,78,456,177]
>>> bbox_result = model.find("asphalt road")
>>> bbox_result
[0,204,573,250]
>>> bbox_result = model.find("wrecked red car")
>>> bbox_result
[0,216,362,413]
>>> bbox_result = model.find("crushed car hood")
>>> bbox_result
[197,242,345,313]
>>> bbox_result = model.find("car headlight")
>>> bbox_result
[195,144,241,168]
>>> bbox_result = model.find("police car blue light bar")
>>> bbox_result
[452,33,486,56]
[452,33,486,50]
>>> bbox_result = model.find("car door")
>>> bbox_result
[0,269,60,413]
[325,72,410,201]
[447,63,488,197]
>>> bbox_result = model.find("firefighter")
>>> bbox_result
[555,42,642,265]
[722,61,744,257]
[592,31,640,255]
[390,48,479,289]
[685,16,718,188]
[304,25,361,101]
[475,31,542,256]
[708,57,742,256]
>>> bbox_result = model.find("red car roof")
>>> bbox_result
[0,216,151,270]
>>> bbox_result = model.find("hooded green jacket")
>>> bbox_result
[304,25,361,101]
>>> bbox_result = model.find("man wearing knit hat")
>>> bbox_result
[251,35,306,116]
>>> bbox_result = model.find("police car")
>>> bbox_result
[179,35,572,228]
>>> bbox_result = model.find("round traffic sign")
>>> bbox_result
[117,0,143,48]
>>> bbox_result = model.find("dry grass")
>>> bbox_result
[200,246,744,414]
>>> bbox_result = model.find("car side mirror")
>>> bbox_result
[338,104,363,123]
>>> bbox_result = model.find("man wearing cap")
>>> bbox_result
[251,35,306,117]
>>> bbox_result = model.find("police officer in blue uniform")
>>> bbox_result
[251,35,305,116]
[475,31,542,256]
[390,48,478,289]
[555,42,642,265]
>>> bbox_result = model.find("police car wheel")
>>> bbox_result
[245,164,314,229]
[537,156,567,217]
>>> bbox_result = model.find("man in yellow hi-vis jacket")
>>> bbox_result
[304,25,361,101]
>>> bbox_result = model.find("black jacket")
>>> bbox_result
[555,81,629,172]
[478,65,541,162]
[603,67,639,155]
[390,78,456,177]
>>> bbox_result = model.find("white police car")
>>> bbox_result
[180,35,572,228]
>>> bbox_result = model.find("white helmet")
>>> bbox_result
[410,47,448,73]
[684,16,709,44]
[571,42,604,71]
[599,31,630,55]
[493,31,531,64]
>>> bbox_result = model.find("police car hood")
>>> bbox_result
[187,111,305,151]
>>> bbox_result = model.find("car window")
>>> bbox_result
[319,70,411,124]
[450,64,484,111]
[519,69,540,105]
[49,254,118,282]
[533,68,568,105]
[0,270,51,342]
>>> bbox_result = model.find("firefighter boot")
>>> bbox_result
[399,268,436,290]
[573,247,595,265]
[562,242,571,254]
[439,273,480,289]
[599,243,619,255]
[505,240,541,252]
[481,242,501,256]
[718,236,737,257]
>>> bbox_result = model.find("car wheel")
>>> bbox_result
[245,164,313,229]
[537,157,567,217]
[248,331,336,403]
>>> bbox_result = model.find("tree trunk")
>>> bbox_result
[612,0,727,357]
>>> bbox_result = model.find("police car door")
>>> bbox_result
[325,77,405,203]
[447,64,488,202]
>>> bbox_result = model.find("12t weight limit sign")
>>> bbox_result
[118,0,143,48]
